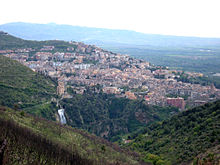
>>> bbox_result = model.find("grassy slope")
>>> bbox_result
[128,100,220,164]
[0,32,31,49]
[0,107,143,165]
[0,55,57,118]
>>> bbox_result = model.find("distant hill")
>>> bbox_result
[0,30,76,50]
[1,22,220,47]
[0,55,57,119]
[0,107,142,165]
[127,100,220,164]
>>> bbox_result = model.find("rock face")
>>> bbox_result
[58,109,66,124]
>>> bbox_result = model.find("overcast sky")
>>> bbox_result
[1,0,220,38]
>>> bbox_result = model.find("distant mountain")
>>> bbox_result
[127,100,220,164]
[1,22,220,47]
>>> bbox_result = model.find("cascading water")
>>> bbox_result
[58,109,67,124]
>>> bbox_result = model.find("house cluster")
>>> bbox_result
[1,41,220,110]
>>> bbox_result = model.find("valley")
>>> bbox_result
[0,31,220,165]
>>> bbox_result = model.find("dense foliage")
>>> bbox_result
[0,107,142,165]
[60,93,178,141]
[128,100,220,164]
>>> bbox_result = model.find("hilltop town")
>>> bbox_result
[1,40,220,110]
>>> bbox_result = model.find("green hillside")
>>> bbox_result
[0,31,45,49]
[0,55,57,119]
[0,107,144,165]
[127,100,220,164]
[0,31,77,51]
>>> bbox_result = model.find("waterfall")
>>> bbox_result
[58,109,67,124]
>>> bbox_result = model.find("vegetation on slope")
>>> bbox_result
[193,145,220,165]
[127,100,220,164]
[60,92,178,142]
[0,31,35,49]
[0,107,143,165]
[0,55,57,119]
